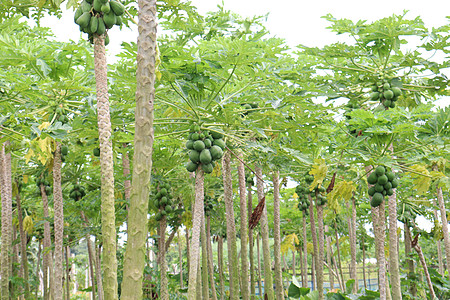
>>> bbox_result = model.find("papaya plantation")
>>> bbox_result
[0,1,449,300]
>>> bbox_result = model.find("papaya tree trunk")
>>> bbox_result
[316,203,324,300]
[53,143,64,300]
[178,231,183,289]
[96,243,104,300]
[65,246,71,300]
[256,165,274,300]
[349,198,357,293]
[237,153,249,300]
[35,239,42,299]
[80,211,96,300]
[272,171,284,300]
[187,169,205,299]
[293,250,296,277]
[256,232,262,297]
[0,141,12,300]
[387,183,401,298]
[404,223,416,297]
[412,239,436,299]
[15,179,30,298]
[206,216,218,300]
[223,151,239,300]
[93,33,118,300]
[432,199,444,275]
[200,212,209,300]
[196,260,202,299]
[302,213,308,288]
[333,219,344,290]
[325,225,334,290]
[376,202,387,300]
[41,181,52,300]
[308,196,319,294]
[248,184,255,299]
[120,0,157,298]
[159,216,168,300]
[311,253,315,290]
[362,238,367,290]
[218,236,225,300]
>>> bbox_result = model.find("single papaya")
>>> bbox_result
[96,17,106,35]
[375,166,385,176]
[383,90,394,100]
[189,150,200,163]
[386,171,395,181]
[391,87,402,97]
[76,12,91,28]
[81,0,92,12]
[115,15,122,26]
[212,138,226,150]
[204,139,212,148]
[103,11,116,28]
[61,145,69,156]
[110,0,125,16]
[193,140,205,151]
[370,92,379,101]
[105,34,110,46]
[74,8,83,23]
[211,131,224,139]
[186,161,198,172]
[383,82,391,90]
[89,16,99,34]
[101,2,111,13]
[93,0,102,12]
[199,149,212,165]
[202,163,214,174]
[367,172,378,184]
[93,148,100,156]
[370,193,384,207]
[210,145,223,160]
[377,175,388,185]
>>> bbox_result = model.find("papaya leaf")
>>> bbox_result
[280,233,299,255]
[309,158,328,191]
[327,180,356,213]
[407,164,431,194]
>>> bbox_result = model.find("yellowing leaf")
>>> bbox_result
[25,149,34,164]
[23,175,28,184]
[407,165,431,194]
[309,158,327,191]
[292,192,299,200]
[280,233,299,255]
[327,180,357,213]
[38,122,51,130]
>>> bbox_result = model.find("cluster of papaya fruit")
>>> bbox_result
[204,195,215,217]
[49,105,69,125]
[36,177,52,195]
[74,0,125,45]
[152,181,175,222]
[369,81,402,109]
[367,166,398,207]
[240,102,258,117]
[185,125,226,174]
[245,171,255,186]
[295,183,311,212]
[69,184,87,201]
[60,145,69,162]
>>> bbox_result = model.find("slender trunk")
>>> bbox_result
[65,246,71,300]
[413,242,436,299]
[218,236,225,300]
[15,179,30,298]
[94,33,118,300]
[377,202,387,300]
[299,246,304,286]
[325,225,334,291]
[159,216,168,300]
[41,181,52,300]
[81,212,96,300]
[238,154,249,300]
[165,228,178,253]
[187,169,205,299]
[256,165,274,300]
[12,225,19,299]
[316,203,324,300]
[349,198,357,293]
[0,142,12,300]
[248,184,255,299]
[302,213,308,288]
[95,244,104,300]
[334,219,344,290]
[206,216,218,300]
[186,229,190,274]
[362,240,367,290]
[53,143,64,300]
[223,151,239,300]
[311,254,315,290]
[120,1,156,298]
[431,199,444,275]
[272,171,284,300]
[404,224,416,297]
[256,233,262,297]
[196,260,202,300]
[178,231,183,289]
[308,196,319,293]
[434,165,450,283]
[201,212,209,300]
[387,189,401,299]
[36,239,42,299]
[293,250,296,277]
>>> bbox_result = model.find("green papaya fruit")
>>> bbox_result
[386,171,395,181]
[211,131,224,139]
[375,166,385,176]
[367,172,378,184]
[384,100,392,107]
[371,193,384,207]
[375,184,384,193]
[186,161,198,172]
[210,145,223,160]
[191,133,200,140]
[110,0,125,16]
[101,2,111,13]
[160,188,167,196]
[391,87,402,97]
[186,140,194,150]
[370,92,379,100]
[387,188,394,196]
[383,82,391,90]
[368,186,376,197]
[193,140,205,151]
[212,138,226,150]
[202,163,214,174]
[105,34,110,46]
[89,16,99,33]
[81,0,92,12]
[115,15,122,26]
[74,8,83,23]
[204,139,212,148]
[85,0,93,3]
[370,85,378,92]
[76,12,91,28]
[96,17,106,35]
[199,149,212,165]
[383,90,394,100]
[384,182,392,190]
[377,175,388,185]
[93,148,100,156]
[61,145,68,156]
[103,11,116,28]
[391,179,399,189]
[93,0,102,12]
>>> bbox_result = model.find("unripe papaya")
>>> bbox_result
[186,161,198,172]
[115,15,122,26]
[74,8,83,23]
[211,131,224,139]
[370,92,379,100]
[90,16,99,33]
[202,163,214,174]
[110,0,125,16]
[212,138,226,150]
[101,2,111,13]
[371,193,384,207]
[383,90,394,100]
[96,17,106,35]
[105,34,110,46]
[367,172,378,184]
[76,12,91,28]
[189,150,200,163]
[199,149,212,164]
[193,140,205,151]
[375,166,385,176]
[210,145,223,160]
[61,145,68,156]
[81,0,92,12]
[103,11,116,28]
[391,87,402,97]
[93,0,103,11]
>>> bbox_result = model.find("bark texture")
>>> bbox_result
[206,216,218,300]
[159,217,168,300]
[0,142,12,300]
[15,179,30,298]
[200,213,209,300]
[237,154,249,300]
[404,224,416,297]
[316,203,324,300]
[413,242,436,299]
[387,188,401,300]
[325,225,334,290]
[248,185,255,299]
[256,165,274,300]
[350,198,357,293]
[223,151,239,300]
[81,212,96,300]
[308,196,319,294]
[120,0,157,298]
[53,143,64,300]
[41,182,52,300]
[94,33,118,300]
[376,203,387,300]
[302,213,308,288]
[187,169,205,299]
[218,236,225,300]
[272,171,284,300]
